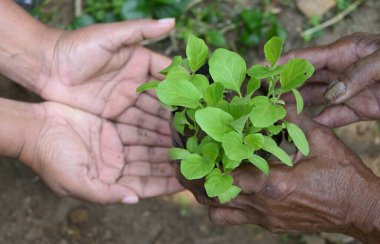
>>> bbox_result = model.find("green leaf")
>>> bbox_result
[216,100,230,113]
[230,97,252,119]
[247,65,285,79]
[190,74,209,95]
[186,34,208,72]
[160,56,183,75]
[218,185,241,204]
[173,111,190,135]
[197,136,215,153]
[181,154,214,180]
[156,79,202,108]
[204,83,224,106]
[209,48,246,94]
[206,29,227,47]
[169,148,190,160]
[136,81,160,93]
[280,58,315,92]
[230,115,249,133]
[246,78,261,96]
[186,109,196,122]
[264,36,284,66]
[291,88,304,114]
[222,131,252,161]
[285,122,309,156]
[195,107,234,141]
[267,125,283,135]
[250,96,286,127]
[262,136,293,166]
[186,135,198,153]
[244,133,264,150]
[165,67,190,81]
[222,154,240,170]
[248,126,262,134]
[204,168,233,197]
[248,154,269,175]
[202,143,219,163]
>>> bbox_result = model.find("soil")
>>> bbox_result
[1,1,380,243]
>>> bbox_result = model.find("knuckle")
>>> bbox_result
[209,209,226,226]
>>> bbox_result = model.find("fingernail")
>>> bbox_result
[324,80,346,101]
[122,195,139,204]
[158,18,175,24]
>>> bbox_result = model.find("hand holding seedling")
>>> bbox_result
[199,110,380,243]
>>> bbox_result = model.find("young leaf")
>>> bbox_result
[186,109,196,122]
[247,65,284,79]
[156,79,202,108]
[190,74,209,95]
[195,107,234,141]
[209,48,246,94]
[230,115,249,134]
[280,58,314,92]
[160,56,183,75]
[186,135,198,153]
[246,77,261,96]
[165,66,190,81]
[250,96,286,127]
[204,83,224,106]
[204,168,233,198]
[230,96,252,119]
[186,34,208,72]
[202,143,219,163]
[218,185,241,204]
[136,81,160,93]
[181,154,214,180]
[291,88,304,114]
[248,154,269,176]
[285,122,309,156]
[169,148,190,160]
[264,36,284,66]
[222,131,252,161]
[267,124,283,135]
[244,133,264,150]
[173,111,190,135]
[222,154,241,170]
[216,100,230,113]
[248,126,262,134]
[262,136,293,166]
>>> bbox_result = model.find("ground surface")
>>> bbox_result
[0,1,379,243]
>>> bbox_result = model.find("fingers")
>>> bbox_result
[209,207,256,226]
[283,83,328,106]
[149,51,172,81]
[231,165,268,194]
[314,105,360,128]
[123,162,175,177]
[101,19,175,51]
[124,146,170,163]
[116,124,172,147]
[325,49,380,103]
[135,93,170,120]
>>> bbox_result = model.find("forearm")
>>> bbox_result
[0,0,58,92]
[0,97,43,166]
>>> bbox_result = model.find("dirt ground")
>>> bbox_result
[1,1,379,244]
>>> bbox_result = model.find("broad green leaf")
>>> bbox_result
[181,154,214,180]
[195,107,234,141]
[264,36,284,65]
[169,148,190,160]
[218,185,241,204]
[209,48,246,94]
[165,66,190,81]
[222,154,241,170]
[216,100,230,113]
[267,124,283,135]
[173,111,190,135]
[136,81,160,93]
[230,115,249,134]
[160,56,182,75]
[262,136,293,166]
[247,65,285,79]
[197,135,215,152]
[186,135,198,153]
[285,122,309,156]
[190,74,209,95]
[204,168,233,197]
[156,79,202,108]
[246,78,261,96]
[230,97,252,119]
[280,59,314,92]
[186,34,208,72]
[248,154,269,175]
[202,143,219,163]
[244,133,264,150]
[248,126,262,134]
[186,109,196,122]
[291,88,304,114]
[204,83,224,106]
[222,131,252,161]
[250,96,286,127]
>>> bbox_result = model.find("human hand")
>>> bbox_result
[24,102,182,204]
[188,110,380,243]
[280,33,380,127]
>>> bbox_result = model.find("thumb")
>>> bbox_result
[324,49,380,103]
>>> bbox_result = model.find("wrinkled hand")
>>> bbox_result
[28,102,182,204]
[186,110,380,242]
[281,33,380,127]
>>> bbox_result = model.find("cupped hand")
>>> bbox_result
[27,102,182,204]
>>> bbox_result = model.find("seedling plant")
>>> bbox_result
[137,35,314,203]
